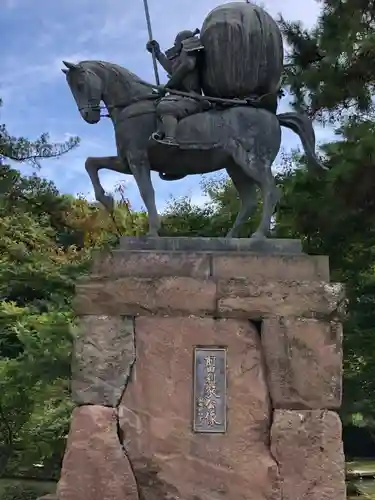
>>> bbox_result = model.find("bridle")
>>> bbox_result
[79,92,162,118]
[76,67,163,118]
[76,71,277,119]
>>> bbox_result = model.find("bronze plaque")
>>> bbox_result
[193,347,227,433]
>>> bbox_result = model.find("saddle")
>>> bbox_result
[150,90,279,148]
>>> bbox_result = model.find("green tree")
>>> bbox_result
[0,99,79,167]
[0,106,81,478]
[162,175,261,237]
[275,0,375,433]
[279,0,375,121]
[0,164,150,478]
[275,121,375,430]
[0,176,86,477]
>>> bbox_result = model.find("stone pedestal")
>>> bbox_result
[56,238,346,500]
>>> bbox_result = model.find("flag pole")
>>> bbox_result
[142,0,160,85]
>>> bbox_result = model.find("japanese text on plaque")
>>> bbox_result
[193,348,226,433]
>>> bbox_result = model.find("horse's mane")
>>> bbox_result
[79,60,156,90]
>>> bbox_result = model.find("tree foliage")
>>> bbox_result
[0,165,83,478]
[274,0,375,434]
[276,0,375,430]
[279,0,375,121]
[0,109,148,479]
[162,176,262,238]
[0,161,152,478]
[274,122,375,427]
[0,99,79,168]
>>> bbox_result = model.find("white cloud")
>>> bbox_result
[4,0,17,9]
[1,0,322,99]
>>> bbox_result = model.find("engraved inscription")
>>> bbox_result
[193,348,227,433]
[197,355,220,426]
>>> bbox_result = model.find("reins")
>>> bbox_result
[83,86,277,118]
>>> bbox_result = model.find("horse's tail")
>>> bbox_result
[159,173,187,181]
[277,112,328,172]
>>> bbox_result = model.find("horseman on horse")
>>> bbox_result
[146,29,206,146]
[144,2,286,148]
[62,1,327,239]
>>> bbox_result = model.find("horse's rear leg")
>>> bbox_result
[225,165,258,238]
[251,166,281,239]
[229,146,280,239]
[85,156,129,212]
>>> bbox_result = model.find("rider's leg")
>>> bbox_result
[154,98,179,144]
[161,115,178,144]
[153,97,201,145]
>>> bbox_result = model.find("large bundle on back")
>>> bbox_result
[200,1,283,99]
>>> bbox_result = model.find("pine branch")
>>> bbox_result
[0,129,80,168]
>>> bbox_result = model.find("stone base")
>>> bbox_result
[119,236,303,254]
[57,240,346,500]
[271,410,346,500]
[120,316,280,500]
[56,406,138,500]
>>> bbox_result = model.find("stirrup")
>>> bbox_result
[151,133,179,147]
[151,132,163,141]
[160,136,179,146]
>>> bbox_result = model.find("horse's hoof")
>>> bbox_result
[101,195,115,213]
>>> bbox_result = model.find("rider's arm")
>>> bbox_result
[155,52,173,75]
[165,52,196,89]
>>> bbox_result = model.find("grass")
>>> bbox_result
[0,478,56,499]
[346,460,375,499]
[347,461,375,473]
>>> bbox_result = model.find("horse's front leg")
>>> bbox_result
[126,151,160,236]
[85,156,130,212]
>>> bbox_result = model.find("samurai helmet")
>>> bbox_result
[166,28,200,60]
[174,28,200,51]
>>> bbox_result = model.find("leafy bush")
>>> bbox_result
[0,484,47,500]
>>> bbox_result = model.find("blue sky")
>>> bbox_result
[0,0,335,211]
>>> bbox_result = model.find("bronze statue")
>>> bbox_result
[146,29,205,146]
[62,1,327,239]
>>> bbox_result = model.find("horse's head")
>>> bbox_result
[62,61,102,124]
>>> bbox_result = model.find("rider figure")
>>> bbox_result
[146,29,205,146]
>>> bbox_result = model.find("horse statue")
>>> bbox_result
[62,58,325,238]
